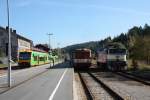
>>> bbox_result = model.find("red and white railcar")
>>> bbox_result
[97,50,107,68]
[71,49,92,69]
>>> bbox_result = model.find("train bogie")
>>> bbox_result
[73,63,91,70]
[107,61,127,71]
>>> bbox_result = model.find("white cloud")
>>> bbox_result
[38,1,150,16]
[93,5,150,16]
[15,0,150,16]
[15,0,33,7]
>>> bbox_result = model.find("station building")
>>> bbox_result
[0,26,33,60]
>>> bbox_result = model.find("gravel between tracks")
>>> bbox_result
[74,73,87,100]
[80,73,114,100]
[92,72,150,100]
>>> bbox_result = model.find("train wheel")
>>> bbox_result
[97,62,99,66]
[123,66,128,71]
[108,65,111,71]
[74,67,78,71]
[111,66,115,71]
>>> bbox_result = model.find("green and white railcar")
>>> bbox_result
[18,49,56,67]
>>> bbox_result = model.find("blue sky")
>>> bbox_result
[0,0,150,48]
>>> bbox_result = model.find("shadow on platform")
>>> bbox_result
[46,61,72,69]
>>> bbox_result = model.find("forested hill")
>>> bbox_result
[63,41,100,53]
[63,24,150,61]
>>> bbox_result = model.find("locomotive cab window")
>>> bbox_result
[109,49,126,54]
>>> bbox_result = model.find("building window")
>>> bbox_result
[0,32,3,36]
[5,43,8,56]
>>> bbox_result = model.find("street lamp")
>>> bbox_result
[6,0,12,87]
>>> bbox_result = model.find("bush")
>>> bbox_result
[0,49,4,57]
[0,60,2,64]
[132,59,139,70]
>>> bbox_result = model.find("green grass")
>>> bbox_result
[0,64,7,68]
[126,60,150,78]
[127,59,150,71]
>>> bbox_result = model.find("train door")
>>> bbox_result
[38,55,39,65]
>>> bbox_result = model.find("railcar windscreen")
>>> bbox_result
[19,52,31,60]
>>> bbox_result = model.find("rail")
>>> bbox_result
[115,72,150,86]
[78,72,93,100]
[88,72,124,100]
[78,71,124,100]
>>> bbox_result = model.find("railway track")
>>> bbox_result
[78,72,93,100]
[115,71,150,86]
[78,72,124,100]
[123,72,150,81]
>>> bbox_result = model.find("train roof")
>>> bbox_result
[106,47,126,50]
[97,47,127,53]
[19,48,48,53]
[74,48,91,51]
[97,47,126,50]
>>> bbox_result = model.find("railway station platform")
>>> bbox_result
[0,61,74,100]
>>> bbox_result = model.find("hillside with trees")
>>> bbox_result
[63,24,150,64]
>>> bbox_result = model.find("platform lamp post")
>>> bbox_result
[7,0,12,87]
[47,33,53,67]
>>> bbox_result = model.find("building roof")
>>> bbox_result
[17,34,32,43]
[0,26,16,35]
[0,26,33,43]
[34,44,50,52]
[0,26,6,31]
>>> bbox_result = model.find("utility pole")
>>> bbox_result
[7,0,11,87]
[47,33,53,50]
[57,43,60,62]
[57,43,60,55]
[47,33,53,67]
